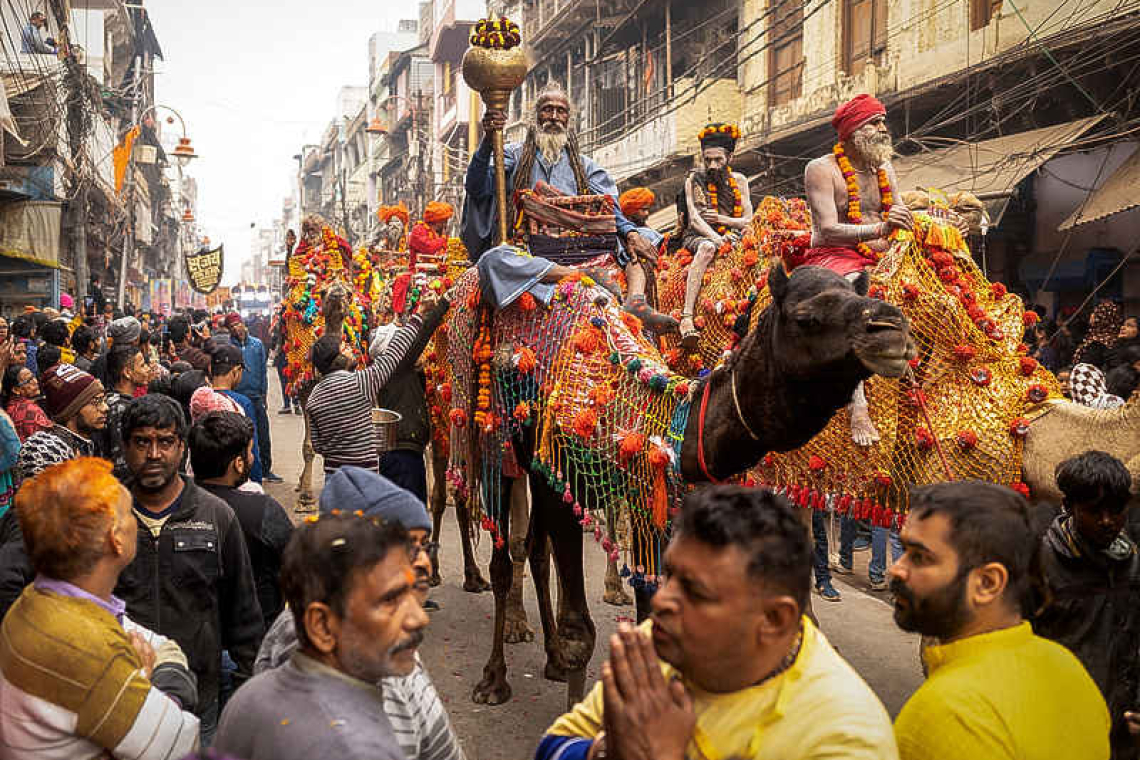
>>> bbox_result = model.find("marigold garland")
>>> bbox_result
[707,170,744,235]
[833,142,892,263]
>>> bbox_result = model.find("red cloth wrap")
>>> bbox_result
[392,272,412,313]
[832,94,887,141]
[798,246,876,277]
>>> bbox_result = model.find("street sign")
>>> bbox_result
[185,245,224,294]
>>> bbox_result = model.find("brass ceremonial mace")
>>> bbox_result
[462,18,528,246]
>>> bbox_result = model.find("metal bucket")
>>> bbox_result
[372,408,403,454]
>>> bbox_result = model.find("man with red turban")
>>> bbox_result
[377,204,410,252]
[802,94,910,447]
[408,201,453,269]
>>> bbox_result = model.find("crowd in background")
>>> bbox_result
[1028,300,1140,408]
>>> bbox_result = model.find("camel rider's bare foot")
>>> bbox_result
[625,294,679,334]
[680,314,700,351]
[850,404,881,447]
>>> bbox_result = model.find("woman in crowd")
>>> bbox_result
[2,365,50,441]
[1072,301,1124,369]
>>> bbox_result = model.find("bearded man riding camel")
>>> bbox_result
[462,84,675,332]
[803,94,970,445]
[678,123,755,348]
[409,201,453,270]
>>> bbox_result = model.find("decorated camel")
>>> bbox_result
[438,261,914,706]
[654,195,1063,514]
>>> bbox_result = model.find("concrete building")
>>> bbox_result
[429,0,484,211]
[733,0,1140,313]
[0,0,178,314]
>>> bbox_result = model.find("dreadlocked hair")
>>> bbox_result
[511,125,590,233]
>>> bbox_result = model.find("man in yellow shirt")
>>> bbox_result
[536,486,898,760]
[891,481,1111,760]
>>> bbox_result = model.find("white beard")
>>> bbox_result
[848,132,894,167]
[536,128,568,165]
[384,222,403,248]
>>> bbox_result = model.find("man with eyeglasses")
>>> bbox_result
[112,394,265,745]
[253,466,465,760]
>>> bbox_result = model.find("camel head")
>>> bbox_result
[321,280,352,326]
[766,264,915,379]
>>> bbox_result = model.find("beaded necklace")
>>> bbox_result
[833,143,893,261]
[706,169,744,235]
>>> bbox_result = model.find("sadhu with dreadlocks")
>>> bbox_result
[461,83,675,331]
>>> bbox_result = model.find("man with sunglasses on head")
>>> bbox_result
[252,466,465,760]
[112,395,264,745]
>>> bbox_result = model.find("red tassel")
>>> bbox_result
[651,466,669,529]
[838,494,853,515]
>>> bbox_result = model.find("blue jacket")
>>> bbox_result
[218,390,263,484]
[231,335,268,399]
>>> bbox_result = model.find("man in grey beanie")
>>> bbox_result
[91,317,141,384]
[252,467,464,760]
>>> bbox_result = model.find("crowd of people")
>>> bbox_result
[0,85,1136,760]
[1029,301,1140,409]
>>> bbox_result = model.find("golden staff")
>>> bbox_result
[462,18,528,246]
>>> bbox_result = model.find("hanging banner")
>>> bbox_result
[185,245,224,294]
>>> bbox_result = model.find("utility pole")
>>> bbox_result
[49,0,90,309]
[118,55,141,310]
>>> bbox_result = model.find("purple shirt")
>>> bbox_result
[33,575,126,623]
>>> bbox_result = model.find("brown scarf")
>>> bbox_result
[1073,301,1123,365]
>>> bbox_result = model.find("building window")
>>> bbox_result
[770,0,804,106]
[971,0,1000,30]
[842,0,887,76]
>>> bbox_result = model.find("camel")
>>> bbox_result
[1023,393,1140,504]
[461,264,915,707]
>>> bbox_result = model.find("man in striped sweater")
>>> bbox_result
[306,289,447,475]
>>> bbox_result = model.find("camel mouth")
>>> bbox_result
[855,330,916,378]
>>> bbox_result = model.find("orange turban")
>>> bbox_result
[378,203,409,226]
[423,201,454,224]
[619,188,655,217]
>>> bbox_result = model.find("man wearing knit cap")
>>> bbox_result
[91,316,141,385]
[249,467,465,760]
[14,363,108,485]
[678,123,754,349]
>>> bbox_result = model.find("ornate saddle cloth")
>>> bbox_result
[516,182,619,266]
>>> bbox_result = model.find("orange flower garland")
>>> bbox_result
[706,170,744,235]
[472,312,493,429]
[833,143,892,262]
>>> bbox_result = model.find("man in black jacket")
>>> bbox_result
[189,411,293,627]
[1035,450,1140,760]
[371,323,431,503]
[113,395,264,745]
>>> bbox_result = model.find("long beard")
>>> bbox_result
[536,128,568,165]
[848,131,894,167]
[384,223,403,248]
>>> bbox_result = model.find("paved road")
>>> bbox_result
[261,380,922,760]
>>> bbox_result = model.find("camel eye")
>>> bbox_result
[793,312,821,330]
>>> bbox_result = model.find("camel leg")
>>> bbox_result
[504,476,535,643]
[533,477,595,708]
[295,411,317,513]
[456,492,490,592]
[471,486,514,706]
[602,516,632,606]
[524,477,563,682]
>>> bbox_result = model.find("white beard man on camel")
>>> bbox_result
[804,94,964,446]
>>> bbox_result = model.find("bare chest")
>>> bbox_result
[830,162,886,223]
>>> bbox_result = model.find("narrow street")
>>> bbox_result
[261,380,923,760]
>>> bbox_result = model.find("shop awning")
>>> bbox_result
[1058,146,1140,230]
[0,201,61,268]
[893,115,1107,199]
